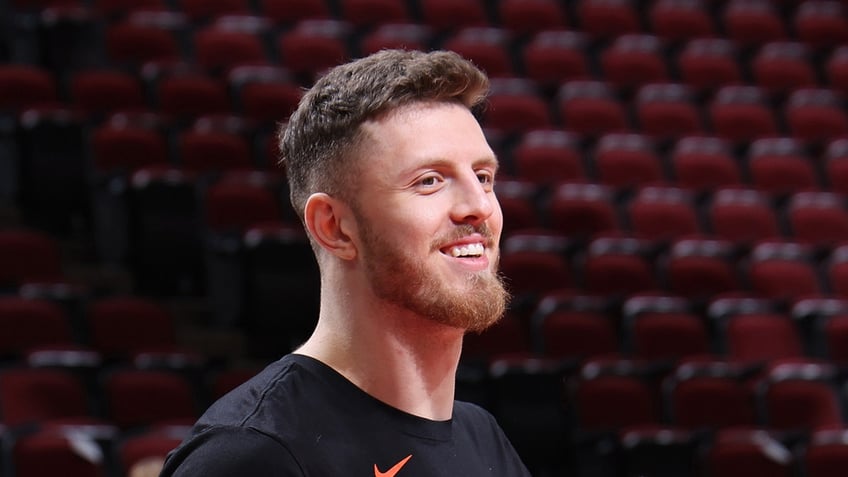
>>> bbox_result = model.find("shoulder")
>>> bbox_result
[160,425,304,477]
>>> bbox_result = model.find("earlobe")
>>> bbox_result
[304,193,357,260]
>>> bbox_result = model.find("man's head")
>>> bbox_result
[279,49,489,223]
[278,50,508,332]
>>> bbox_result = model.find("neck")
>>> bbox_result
[295,281,465,421]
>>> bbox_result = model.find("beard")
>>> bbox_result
[357,220,509,333]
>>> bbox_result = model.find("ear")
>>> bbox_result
[303,193,357,260]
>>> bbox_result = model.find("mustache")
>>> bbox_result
[432,224,497,251]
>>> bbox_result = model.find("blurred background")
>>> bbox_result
[2,0,848,476]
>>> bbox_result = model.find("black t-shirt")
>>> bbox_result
[161,354,531,476]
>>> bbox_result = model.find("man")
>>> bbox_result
[160,49,530,476]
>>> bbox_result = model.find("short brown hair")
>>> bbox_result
[279,49,489,221]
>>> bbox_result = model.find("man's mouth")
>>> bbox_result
[443,243,485,258]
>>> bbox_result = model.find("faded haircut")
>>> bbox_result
[278,49,489,222]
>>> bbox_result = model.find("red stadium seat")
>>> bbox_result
[665,360,758,429]
[577,0,640,39]
[747,137,818,195]
[600,34,669,91]
[193,22,270,72]
[622,294,710,360]
[0,297,74,359]
[442,27,514,78]
[105,12,185,66]
[482,78,551,133]
[277,20,351,80]
[532,292,618,360]
[339,0,408,29]
[419,0,488,31]
[826,46,848,97]
[594,133,664,188]
[70,69,146,116]
[229,65,302,123]
[664,237,739,299]
[786,191,848,245]
[103,368,198,429]
[708,187,781,244]
[704,428,794,477]
[547,182,620,238]
[649,0,715,43]
[758,361,843,431]
[785,88,848,143]
[583,236,658,296]
[521,30,589,87]
[499,231,572,297]
[708,85,778,143]
[178,129,254,173]
[804,428,848,477]
[360,23,433,54]
[677,38,743,93]
[751,42,817,95]
[260,0,330,25]
[794,0,848,50]
[512,130,584,185]
[747,240,821,299]
[0,228,64,288]
[626,186,701,241]
[723,0,787,48]
[634,83,703,139]
[154,69,231,119]
[90,120,170,173]
[497,0,567,36]
[558,80,629,136]
[495,180,542,234]
[0,64,58,111]
[671,136,742,190]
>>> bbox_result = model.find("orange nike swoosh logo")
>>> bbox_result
[374,454,412,477]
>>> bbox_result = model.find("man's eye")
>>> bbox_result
[477,172,494,185]
[417,175,443,187]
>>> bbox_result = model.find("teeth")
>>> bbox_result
[448,243,484,257]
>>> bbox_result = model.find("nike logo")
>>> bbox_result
[374,454,412,477]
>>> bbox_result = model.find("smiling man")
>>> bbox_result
[160,49,530,477]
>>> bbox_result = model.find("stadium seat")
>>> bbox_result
[180,0,250,21]
[582,236,658,296]
[677,38,744,94]
[722,0,787,48]
[649,0,715,43]
[557,80,629,136]
[442,27,514,78]
[531,291,618,360]
[593,133,664,188]
[746,240,822,299]
[794,0,848,50]
[511,130,585,185]
[0,297,75,360]
[259,0,330,25]
[104,12,185,66]
[622,294,710,360]
[547,182,620,239]
[665,359,758,429]
[69,69,146,116]
[521,30,589,87]
[577,0,640,39]
[707,187,781,244]
[339,0,408,29]
[153,68,231,119]
[277,19,352,80]
[746,137,818,195]
[785,191,848,245]
[499,231,572,298]
[0,228,65,288]
[785,88,848,143]
[826,46,848,97]
[482,78,551,133]
[757,360,843,432]
[178,128,254,173]
[626,186,701,241]
[663,237,740,299]
[103,368,198,429]
[497,0,567,36]
[708,85,779,143]
[359,23,433,54]
[670,136,742,190]
[751,41,817,96]
[703,428,795,477]
[495,179,542,234]
[600,34,669,92]
[192,22,271,72]
[708,295,804,362]
[419,0,488,31]
[634,83,704,139]
[804,427,848,477]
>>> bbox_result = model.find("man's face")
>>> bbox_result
[351,101,508,333]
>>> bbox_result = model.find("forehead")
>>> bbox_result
[358,102,496,172]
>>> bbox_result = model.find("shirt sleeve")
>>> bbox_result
[160,425,304,477]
